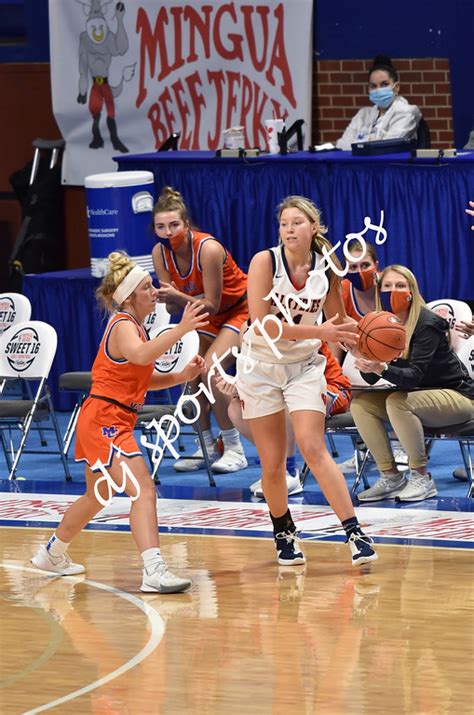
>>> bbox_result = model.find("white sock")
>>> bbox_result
[141,547,164,572]
[221,427,242,451]
[47,533,69,557]
[202,429,214,450]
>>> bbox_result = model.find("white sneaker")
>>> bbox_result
[357,473,408,502]
[31,544,85,576]
[254,469,303,498]
[395,471,437,502]
[338,450,366,474]
[249,477,262,493]
[173,440,221,472]
[140,562,192,594]
[211,448,248,473]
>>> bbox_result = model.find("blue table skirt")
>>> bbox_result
[116,149,474,302]
[23,269,105,410]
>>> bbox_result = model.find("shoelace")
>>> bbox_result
[408,472,429,488]
[275,530,300,547]
[50,552,71,567]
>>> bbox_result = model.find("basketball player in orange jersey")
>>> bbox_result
[235,194,378,567]
[352,265,474,502]
[152,186,249,474]
[32,252,209,593]
[342,241,380,323]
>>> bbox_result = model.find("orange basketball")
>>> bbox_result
[358,311,406,362]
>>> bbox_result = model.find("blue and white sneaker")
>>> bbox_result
[346,532,378,567]
[274,528,306,566]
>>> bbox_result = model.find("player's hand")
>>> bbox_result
[455,319,474,339]
[354,357,386,375]
[318,314,358,350]
[156,281,183,304]
[214,374,238,398]
[180,355,206,382]
[77,93,87,104]
[178,301,209,334]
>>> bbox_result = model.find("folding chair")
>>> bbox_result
[424,420,474,498]
[0,321,71,480]
[60,302,171,457]
[137,326,216,486]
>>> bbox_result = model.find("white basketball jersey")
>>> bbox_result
[242,245,328,363]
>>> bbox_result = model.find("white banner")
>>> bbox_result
[49,0,313,185]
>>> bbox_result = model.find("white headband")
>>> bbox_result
[113,266,150,305]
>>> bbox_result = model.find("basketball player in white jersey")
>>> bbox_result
[236,195,378,567]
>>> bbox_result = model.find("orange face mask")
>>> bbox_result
[380,290,412,314]
[155,228,188,252]
[346,267,377,292]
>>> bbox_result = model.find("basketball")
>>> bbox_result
[358,311,406,362]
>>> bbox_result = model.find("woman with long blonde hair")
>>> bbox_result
[236,195,378,567]
[352,264,474,502]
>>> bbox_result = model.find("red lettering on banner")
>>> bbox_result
[186,72,206,149]
[185,5,212,62]
[242,5,270,72]
[135,3,300,146]
[171,78,192,148]
[265,4,296,108]
[213,4,244,61]
[207,69,225,149]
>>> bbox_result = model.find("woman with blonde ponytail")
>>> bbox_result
[152,186,249,474]
[352,265,474,502]
[32,251,209,593]
[235,194,378,568]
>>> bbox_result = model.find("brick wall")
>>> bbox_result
[312,58,454,148]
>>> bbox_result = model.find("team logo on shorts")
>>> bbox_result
[5,327,40,372]
[102,426,118,438]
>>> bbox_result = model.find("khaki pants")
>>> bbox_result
[350,389,474,471]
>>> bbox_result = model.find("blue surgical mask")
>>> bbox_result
[369,87,395,109]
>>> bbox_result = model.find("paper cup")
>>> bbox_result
[264,119,285,154]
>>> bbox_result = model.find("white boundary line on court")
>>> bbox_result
[0,563,165,714]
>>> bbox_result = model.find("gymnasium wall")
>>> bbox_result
[0,0,471,279]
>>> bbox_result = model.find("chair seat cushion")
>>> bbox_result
[0,400,49,419]
[325,412,356,430]
[59,372,92,391]
[424,419,474,438]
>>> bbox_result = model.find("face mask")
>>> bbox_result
[380,289,412,314]
[369,87,395,109]
[346,267,376,292]
[155,227,188,252]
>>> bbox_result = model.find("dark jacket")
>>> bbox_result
[361,306,474,399]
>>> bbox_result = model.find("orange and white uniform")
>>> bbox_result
[341,279,366,322]
[159,230,248,338]
[320,342,351,415]
[75,312,154,470]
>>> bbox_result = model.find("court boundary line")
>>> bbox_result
[1,525,472,552]
[0,563,165,715]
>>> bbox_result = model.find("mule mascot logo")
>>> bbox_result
[76,0,135,152]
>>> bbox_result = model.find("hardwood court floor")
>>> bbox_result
[1,527,473,715]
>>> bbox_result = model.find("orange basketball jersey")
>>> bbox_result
[90,312,154,411]
[160,231,247,313]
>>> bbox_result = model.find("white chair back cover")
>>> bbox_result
[0,293,32,334]
[0,321,57,379]
[149,325,199,374]
[457,336,474,379]
[427,299,472,353]
[143,302,171,331]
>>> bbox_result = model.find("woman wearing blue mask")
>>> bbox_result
[350,265,474,502]
[336,55,421,150]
